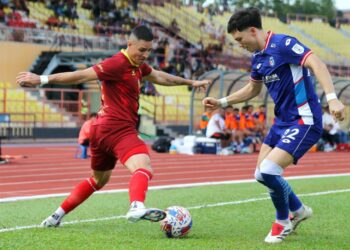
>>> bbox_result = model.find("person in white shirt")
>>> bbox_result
[322,106,340,150]
[206,108,231,147]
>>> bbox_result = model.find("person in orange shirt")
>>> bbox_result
[254,104,267,137]
[78,113,97,159]
[199,107,212,135]
[246,105,257,131]
[224,105,235,130]
[225,106,244,147]
[240,105,255,136]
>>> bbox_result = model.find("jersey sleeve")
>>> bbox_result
[279,36,312,66]
[140,63,152,77]
[92,56,122,81]
[250,55,263,82]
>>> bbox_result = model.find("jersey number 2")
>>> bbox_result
[282,129,299,144]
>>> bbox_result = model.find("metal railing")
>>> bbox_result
[0,113,35,138]
[0,25,120,51]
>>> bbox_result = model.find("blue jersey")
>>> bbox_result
[250,31,322,127]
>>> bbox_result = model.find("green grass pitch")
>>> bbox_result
[1,176,349,250]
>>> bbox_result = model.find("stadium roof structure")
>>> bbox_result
[41,51,117,75]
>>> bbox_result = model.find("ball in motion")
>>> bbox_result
[160,206,192,238]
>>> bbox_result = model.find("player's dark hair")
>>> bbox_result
[131,25,154,41]
[227,7,262,33]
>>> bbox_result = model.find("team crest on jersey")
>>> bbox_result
[269,56,275,67]
[131,70,136,76]
[285,38,291,46]
[270,43,276,48]
[256,63,262,69]
[292,44,304,54]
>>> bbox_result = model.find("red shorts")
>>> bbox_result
[90,123,149,171]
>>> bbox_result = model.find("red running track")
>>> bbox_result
[1,145,350,199]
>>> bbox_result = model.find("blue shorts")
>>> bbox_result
[263,123,322,164]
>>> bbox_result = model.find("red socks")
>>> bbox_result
[61,177,100,213]
[60,168,152,213]
[129,168,153,204]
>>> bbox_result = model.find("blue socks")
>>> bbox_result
[256,159,303,220]
[260,173,291,220]
[288,191,302,212]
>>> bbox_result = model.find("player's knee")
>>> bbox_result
[259,159,284,176]
[259,159,284,190]
[92,172,111,188]
[133,167,154,180]
[254,168,264,182]
[134,166,154,176]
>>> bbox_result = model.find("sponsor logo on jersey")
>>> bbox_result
[292,44,304,54]
[285,38,291,46]
[264,74,280,83]
[269,56,275,66]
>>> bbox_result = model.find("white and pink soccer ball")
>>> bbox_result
[160,206,192,238]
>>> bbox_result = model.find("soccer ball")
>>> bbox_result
[160,206,192,238]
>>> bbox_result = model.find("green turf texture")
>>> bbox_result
[1,176,349,250]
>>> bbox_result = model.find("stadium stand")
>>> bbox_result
[0,0,349,138]
[0,84,74,127]
[292,20,350,61]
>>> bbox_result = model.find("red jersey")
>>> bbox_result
[92,49,152,126]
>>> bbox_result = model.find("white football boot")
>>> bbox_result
[40,214,61,227]
[291,205,313,231]
[264,221,293,243]
[126,201,166,223]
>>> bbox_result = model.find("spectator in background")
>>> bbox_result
[206,108,231,148]
[245,104,257,132]
[77,113,97,159]
[254,104,267,137]
[0,6,5,23]
[170,18,180,37]
[225,106,244,148]
[322,105,340,151]
[199,107,212,135]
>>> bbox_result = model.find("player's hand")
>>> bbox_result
[16,72,41,88]
[192,79,211,92]
[328,99,345,122]
[202,97,221,110]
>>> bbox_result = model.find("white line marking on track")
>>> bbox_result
[1,187,350,233]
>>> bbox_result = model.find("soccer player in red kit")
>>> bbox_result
[16,25,211,226]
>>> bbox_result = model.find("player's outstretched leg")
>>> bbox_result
[125,168,166,223]
[126,201,167,223]
[41,176,101,227]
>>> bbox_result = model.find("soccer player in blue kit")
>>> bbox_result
[203,8,345,243]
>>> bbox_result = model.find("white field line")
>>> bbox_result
[1,173,350,203]
[1,187,350,233]
[4,170,349,197]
